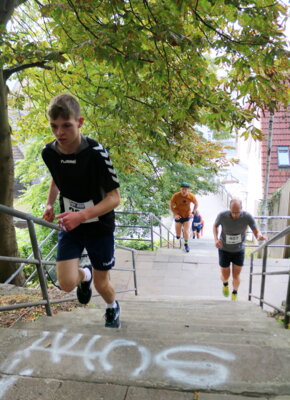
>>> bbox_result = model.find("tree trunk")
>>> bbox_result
[0,69,25,285]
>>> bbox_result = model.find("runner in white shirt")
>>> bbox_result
[213,198,266,301]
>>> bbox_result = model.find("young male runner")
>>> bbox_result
[213,198,266,301]
[42,94,121,328]
[170,182,198,252]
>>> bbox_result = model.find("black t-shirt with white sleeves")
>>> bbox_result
[42,136,120,235]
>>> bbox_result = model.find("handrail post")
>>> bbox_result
[27,220,52,316]
[284,274,290,328]
[248,254,254,301]
[150,214,154,251]
[259,245,268,309]
[132,251,138,296]
[159,222,162,248]
[167,230,170,248]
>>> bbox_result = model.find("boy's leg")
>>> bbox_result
[86,233,120,328]
[93,270,120,328]
[57,258,83,292]
[93,270,115,304]
[57,258,92,304]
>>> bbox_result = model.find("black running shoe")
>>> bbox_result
[76,265,92,305]
[184,244,190,252]
[105,301,121,328]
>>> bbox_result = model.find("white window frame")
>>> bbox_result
[277,146,290,168]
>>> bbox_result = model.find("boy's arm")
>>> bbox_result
[56,188,121,231]
[43,179,59,222]
[80,188,121,221]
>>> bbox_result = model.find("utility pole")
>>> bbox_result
[261,112,274,235]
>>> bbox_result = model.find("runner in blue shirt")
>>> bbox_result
[192,210,204,239]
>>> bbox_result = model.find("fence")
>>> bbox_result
[248,224,290,328]
[115,211,178,250]
[0,204,138,317]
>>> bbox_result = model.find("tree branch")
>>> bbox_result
[3,61,53,80]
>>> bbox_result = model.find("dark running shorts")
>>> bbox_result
[218,249,245,268]
[57,230,115,271]
[192,225,202,232]
[175,217,191,223]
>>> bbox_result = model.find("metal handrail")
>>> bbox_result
[116,210,289,251]
[149,213,177,249]
[0,204,138,316]
[248,224,290,328]
[115,210,177,250]
[6,229,57,285]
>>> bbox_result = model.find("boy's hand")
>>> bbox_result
[56,211,86,231]
[43,205,55,223]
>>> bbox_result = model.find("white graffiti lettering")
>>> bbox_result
[0,330,236,399]
[154,345,235,386]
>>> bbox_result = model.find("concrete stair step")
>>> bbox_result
[1,299,290,397]
[11,300,289,345]
[1,376,284,400]
[1,318,290,396]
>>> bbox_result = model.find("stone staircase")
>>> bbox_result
[1,298,290,400]
[1,240,290,400]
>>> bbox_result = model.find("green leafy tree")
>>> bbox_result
[1,0,290,282]
[0,0,64,284]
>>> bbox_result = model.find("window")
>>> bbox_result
[277,146,290,168]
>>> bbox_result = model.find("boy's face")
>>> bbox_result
[49,116,84,151]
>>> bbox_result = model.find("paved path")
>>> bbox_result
[195,192,226,238]
[111,239,289,311]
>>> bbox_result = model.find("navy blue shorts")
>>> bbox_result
[175,217,191,223]
[56,230,115,271]
[218,249,245,268]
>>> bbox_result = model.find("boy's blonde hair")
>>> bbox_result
[48,94,81,120]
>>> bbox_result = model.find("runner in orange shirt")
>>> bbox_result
[170,182,198,252]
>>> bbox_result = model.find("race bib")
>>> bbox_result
[226,234,242,245]
[63,197,99,223]
[194,222,200,226]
